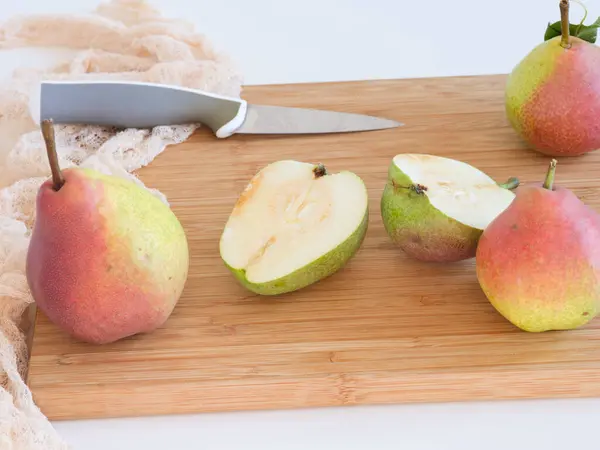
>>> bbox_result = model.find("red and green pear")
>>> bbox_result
[476,159,600,332]
[26,120,190,344]
[505,0,600,156]
[380,153,518,263]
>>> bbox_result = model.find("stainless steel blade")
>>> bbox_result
[236,104,402,135]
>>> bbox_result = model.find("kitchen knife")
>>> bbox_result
[35,80,403,138]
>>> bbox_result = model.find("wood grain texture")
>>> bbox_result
[26,75,600,421]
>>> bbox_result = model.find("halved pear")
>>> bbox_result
[380,153,518,262]
[219,160,369,295]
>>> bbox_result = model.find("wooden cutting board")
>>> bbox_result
[26,74,600,421]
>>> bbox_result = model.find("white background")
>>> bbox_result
[2,0,600,449]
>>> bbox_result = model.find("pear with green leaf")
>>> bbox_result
[505,0,600,156]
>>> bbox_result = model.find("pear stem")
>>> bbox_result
[313,163,327,178]
[41,119,64,191]
[560,0,572,49]
[543,159,558,190]
[498,177,520,190]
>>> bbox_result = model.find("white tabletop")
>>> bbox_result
[2,0,600,448]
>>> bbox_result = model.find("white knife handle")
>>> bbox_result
[168,87,248,138]
[36,81,248,138]
[212,97,248,138]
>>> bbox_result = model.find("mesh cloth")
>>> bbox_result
[0,1,243,448]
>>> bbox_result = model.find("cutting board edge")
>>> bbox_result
[35,372,600,422]
[238,72,510,89]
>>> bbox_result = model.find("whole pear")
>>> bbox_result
[26,120,189,344]
[476,159,600,332]
[505,0,600,156]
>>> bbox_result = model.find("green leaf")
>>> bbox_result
[579,17,600,42]
[544,17,600,44]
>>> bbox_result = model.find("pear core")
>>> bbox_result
[220,160,368,284]
[392,154,516,230]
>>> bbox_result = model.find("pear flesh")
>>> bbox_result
[381,154,516,262]
[220,160,368,295]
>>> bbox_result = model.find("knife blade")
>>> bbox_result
[34,80,402,138]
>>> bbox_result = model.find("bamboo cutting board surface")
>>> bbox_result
[26,75,600,421]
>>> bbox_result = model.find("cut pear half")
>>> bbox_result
[220,160,369,295]
[380,153,518,262]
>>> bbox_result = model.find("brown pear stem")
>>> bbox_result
[543,159,558,190]
[560,0,572,49]
[41,119,64,191]
[498,177,520,190]
[313,163,327,178]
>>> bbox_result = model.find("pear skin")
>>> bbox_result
[26,121,189,344]
[505,2,600,156]
[476,160,600,332]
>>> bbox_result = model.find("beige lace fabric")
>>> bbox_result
[0,1,243,448]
